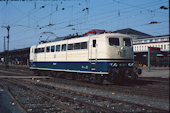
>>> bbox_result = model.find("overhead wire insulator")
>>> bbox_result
[66,24,74,27]
[160,6,168,10]
[149,21,160,24]
[56,5,58,11]
[47,24,55,26]
[41,6,45,8]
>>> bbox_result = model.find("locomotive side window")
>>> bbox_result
[56,45,60,52]
[51,46,55,52]
[61,44,66,51]
[123,38,131,46]
[35,48,38,53]
[40,48,44,53]
[35,48,44,53]
[81,42,87,49]
[93,40,96,47]
[74,43,81,50]
[46,46,50,52]
[68,44,74,50]
[109,38,119,46]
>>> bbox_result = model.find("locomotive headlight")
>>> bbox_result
[128,63,134,67]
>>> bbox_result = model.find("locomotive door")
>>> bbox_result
[90,39,97,71]
[33,47,37,61]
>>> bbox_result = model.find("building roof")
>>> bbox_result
[113,28,152,38]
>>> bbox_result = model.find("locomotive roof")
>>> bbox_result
[35,33,131,47]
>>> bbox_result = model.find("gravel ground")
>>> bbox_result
[0,65,169,112]
[31,79,169,110]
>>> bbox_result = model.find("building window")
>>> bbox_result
[56,45,60,52]
[164,45,166,50]
[150,39,153,42]
[167,44,169,49]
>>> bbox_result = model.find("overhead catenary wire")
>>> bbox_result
[1,0,167,33]
[0,0,168,52]
[40,0,168,32]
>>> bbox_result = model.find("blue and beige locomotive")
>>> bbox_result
[29,30,141,83]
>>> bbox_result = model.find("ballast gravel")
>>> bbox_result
[30,79,169,110]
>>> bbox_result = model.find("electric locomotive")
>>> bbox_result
[29,30,141,83]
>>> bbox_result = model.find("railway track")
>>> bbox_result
[0,68,169,99]
[1,78,168,113]
[1,79,120,113]
[37,74,169,99]
[0,80,76,113]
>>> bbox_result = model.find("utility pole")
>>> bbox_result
[148,47,150,72]
[7,25,10,51]
[4,36,6,51]
[1,25,10,67]
[1,25,10,51]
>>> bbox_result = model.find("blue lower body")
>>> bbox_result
[30,61,109,73]
[29,61,133,74]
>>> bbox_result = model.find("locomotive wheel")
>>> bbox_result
[88,74,95,82]
[131,73,138,81]
[108,73,120,83]
[95,75,104,84]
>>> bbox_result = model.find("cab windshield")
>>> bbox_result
[123,38,131,46]
[109,38,119,46]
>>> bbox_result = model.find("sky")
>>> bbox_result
[0,0,169,52]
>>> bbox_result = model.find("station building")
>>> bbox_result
[0,47,30,65]
[133,35,169,67]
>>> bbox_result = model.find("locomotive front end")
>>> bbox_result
[106,34,141,82]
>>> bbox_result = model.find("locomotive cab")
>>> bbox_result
[106,34,140,82]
